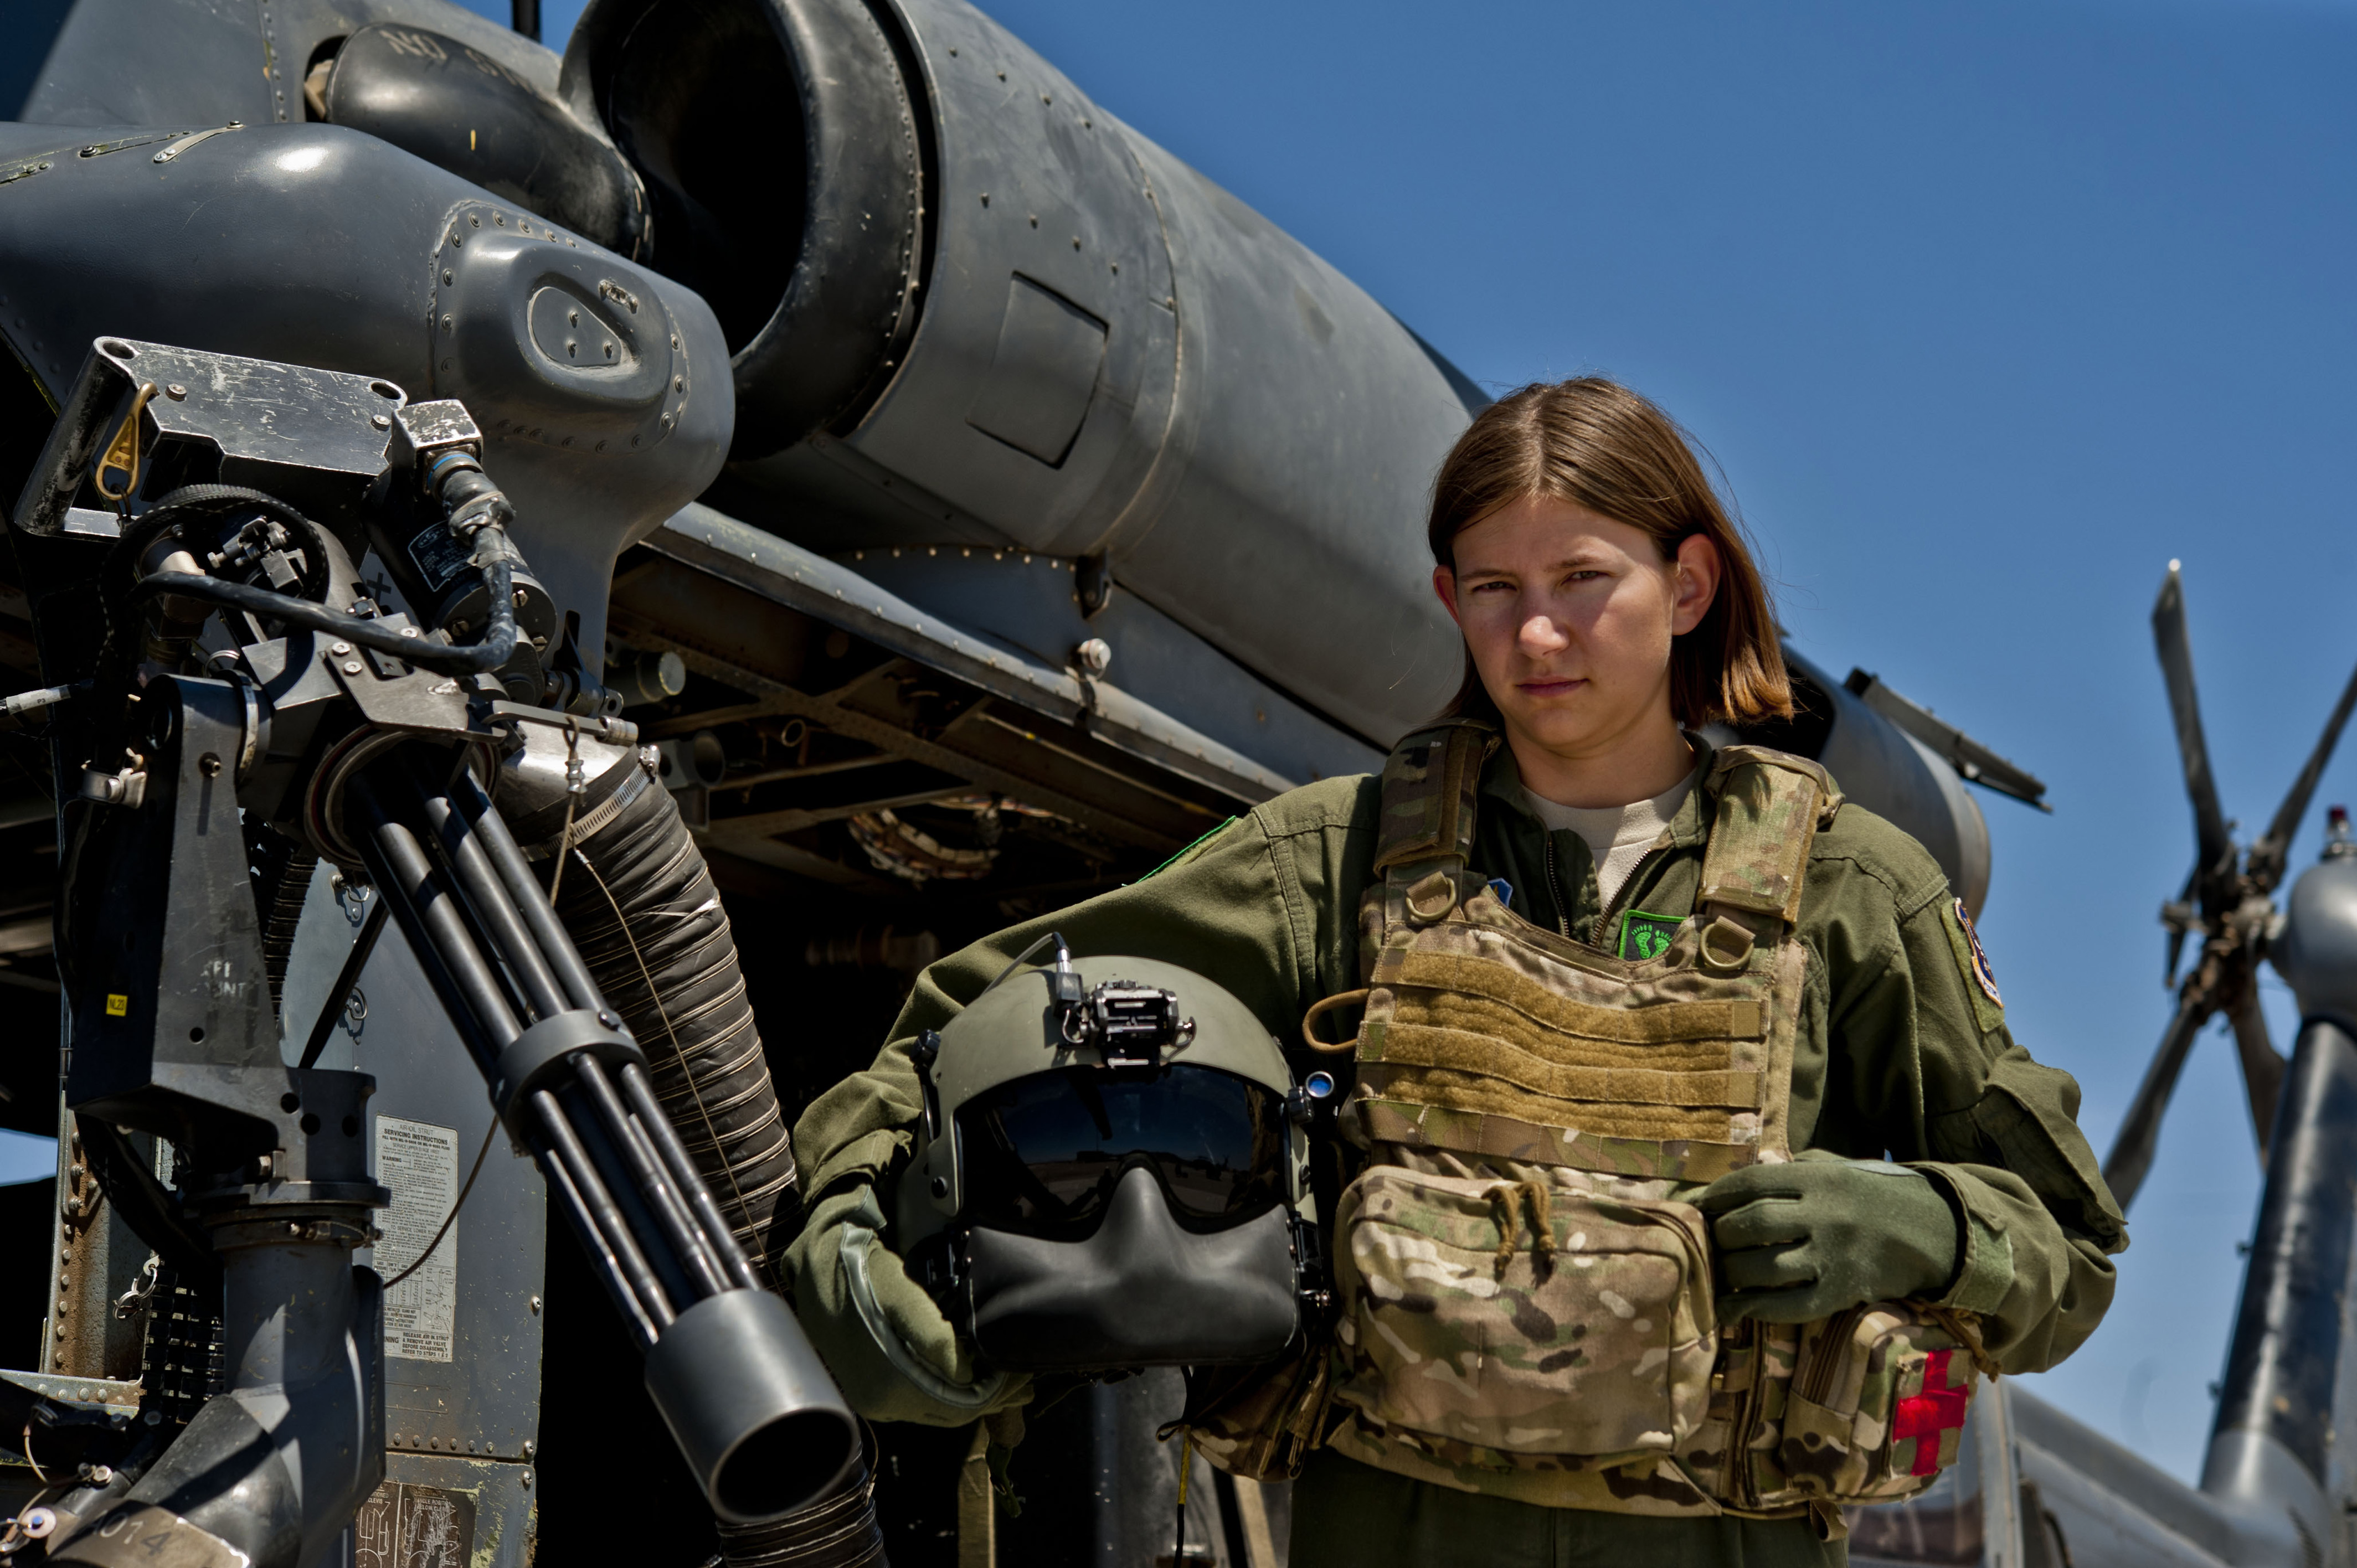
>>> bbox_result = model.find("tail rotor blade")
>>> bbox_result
[2226,991,2286,1163]
[2247,651,2357,893]
[2154,565,2233,878]
[2103,989,2214,1213]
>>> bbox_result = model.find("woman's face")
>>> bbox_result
[1434,494,1721,766]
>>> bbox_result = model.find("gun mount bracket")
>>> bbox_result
[13,338,408,541]
[490,1010,647,1132]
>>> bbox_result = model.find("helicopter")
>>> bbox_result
[0,0,2314,1564]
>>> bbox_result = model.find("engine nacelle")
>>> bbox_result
[565,0,1476,746]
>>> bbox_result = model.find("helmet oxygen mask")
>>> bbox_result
[895,938,1326,1373]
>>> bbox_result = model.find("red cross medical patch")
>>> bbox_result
[1891,1348,1973,1476]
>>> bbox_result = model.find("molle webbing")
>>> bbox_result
[1371,720,1496,873]
[1373,950,1764,1046]
[1360,1044,1761,1115]
[1352,1096,1766,1183]
[1350,739,1833,1181]
[1352,932,1779,1172]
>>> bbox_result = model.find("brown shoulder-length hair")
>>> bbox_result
[1429,377,1792,729]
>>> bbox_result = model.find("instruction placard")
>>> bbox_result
[355,1480,476,1568]
[375,1116,459,1363]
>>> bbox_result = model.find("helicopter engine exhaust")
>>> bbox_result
[567,0,1479,749]
[282,0,1459,745]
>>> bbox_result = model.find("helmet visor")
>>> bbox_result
[956,1064,1289,1241]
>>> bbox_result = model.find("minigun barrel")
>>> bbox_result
[344,749,858,1520]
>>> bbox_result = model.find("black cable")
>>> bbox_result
[981,929,1069,999]
[297,898,387,1069]
[131,556,518,677]
[101,478,521,689]
[381,1112,500,1290]
[85,485,340,777]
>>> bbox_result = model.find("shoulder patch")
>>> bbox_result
[1140,816,1239,881]
[1942,896,2006,1033]
[1619,910,1683,962]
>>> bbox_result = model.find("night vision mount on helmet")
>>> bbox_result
[894,941,1327,1374]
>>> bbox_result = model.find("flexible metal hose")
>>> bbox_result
[549,762,801,1280]
[542,759,884,1562]
[708,1437,886,1567]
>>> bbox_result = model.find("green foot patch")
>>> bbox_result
[1619,910,1682,961]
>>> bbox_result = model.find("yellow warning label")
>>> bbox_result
[105,994,128,1017]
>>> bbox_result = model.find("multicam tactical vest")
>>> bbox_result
[1313,719,1980,1524]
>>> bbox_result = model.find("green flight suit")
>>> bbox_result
[784,739,2127,1566]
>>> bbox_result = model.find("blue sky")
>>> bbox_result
[0,1127,53,1185]
[467,0,2357,1483]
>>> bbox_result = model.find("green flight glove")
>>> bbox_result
[1694,1154,1962,1324]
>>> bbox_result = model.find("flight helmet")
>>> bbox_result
[894,938,1324,1373]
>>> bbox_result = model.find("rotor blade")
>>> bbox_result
[2226,991,2286,1164]
[2153,564,2234,878]
[2248,650,2357,892]
[2103,988,2214,1213]
[2163,862,2198,988]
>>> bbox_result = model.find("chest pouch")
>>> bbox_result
[1332,1163,1716,1457]
[1737,1304,1987,1507]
